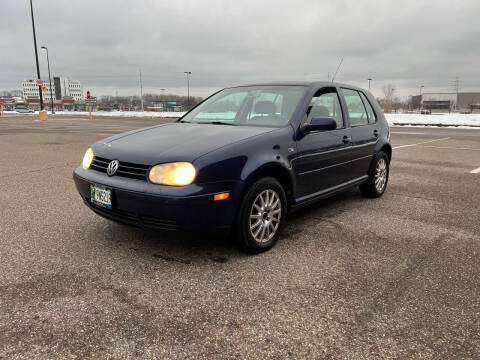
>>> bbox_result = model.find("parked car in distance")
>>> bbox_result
[74,82,392,253]
[15,107,35,113]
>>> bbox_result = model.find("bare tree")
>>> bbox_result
[380,84,396,113]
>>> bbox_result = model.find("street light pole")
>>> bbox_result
[184,71,191,110]
[41,46,54,114]
[367,78,372,91]
[419,85,424,95]
[29,0,44,111]
[159,88,166,112]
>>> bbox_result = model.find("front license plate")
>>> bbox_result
[90,184,112,208]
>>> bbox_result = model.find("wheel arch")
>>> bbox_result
[243,162,295,207]
[381,143,392,162]
[366,141,392,178]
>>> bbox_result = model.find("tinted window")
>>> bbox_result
[341,88,368,126]
[360,92,377,124]
[306,91,344,129]
[182,86,306,127]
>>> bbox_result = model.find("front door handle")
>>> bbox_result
[373,129,379,137]
[342,136,351,144]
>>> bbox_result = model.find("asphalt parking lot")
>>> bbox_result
[1,114,479,359]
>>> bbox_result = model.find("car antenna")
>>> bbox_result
[331,57,344,82]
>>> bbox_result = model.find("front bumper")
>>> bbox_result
[73,167,244,231]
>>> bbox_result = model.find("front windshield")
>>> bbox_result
[180,86,307,127]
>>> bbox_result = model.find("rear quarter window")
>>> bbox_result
[360,92,377,124]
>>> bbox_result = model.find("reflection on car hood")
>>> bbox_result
[94,122,275,165]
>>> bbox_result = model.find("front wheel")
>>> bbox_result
[360,151,389,198]
[234,177,287,254]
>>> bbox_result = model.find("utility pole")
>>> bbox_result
[29,0,44,110]
[419,85,425,111]
[139,68,144,111]
[367,78,372,91]
[184,71,191,110]
[454,76,460,111]
[41,46,54,114]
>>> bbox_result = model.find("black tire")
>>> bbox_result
[234,177,287,254]
[359,151,389,198]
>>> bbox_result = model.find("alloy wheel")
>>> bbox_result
[374,158,388,192]
[249,189,282,243]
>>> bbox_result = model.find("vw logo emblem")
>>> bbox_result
[107,160,119,176]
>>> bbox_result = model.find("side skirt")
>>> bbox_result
[290,175,369,212]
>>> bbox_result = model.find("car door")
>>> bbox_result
[294,88,352,200]
[340,88,379,180]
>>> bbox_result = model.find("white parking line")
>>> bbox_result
[393,137,450,149]
[470,167,480,174]
[421,145,480,151]
[391,131,429,135]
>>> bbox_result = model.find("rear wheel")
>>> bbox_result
[234,177,287,254]
[360,151,389,198]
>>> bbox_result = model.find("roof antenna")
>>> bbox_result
[331,57,344,82]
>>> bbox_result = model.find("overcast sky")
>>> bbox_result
[1,0,479,99]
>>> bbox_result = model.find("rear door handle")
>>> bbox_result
[373,129,379,137]
[342,136,351,144]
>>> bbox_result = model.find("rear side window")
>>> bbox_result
[341,88,368,126]
[360,92,377,124]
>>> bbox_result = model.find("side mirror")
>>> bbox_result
[303,117,337,133]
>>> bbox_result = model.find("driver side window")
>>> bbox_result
[306,91,344,129]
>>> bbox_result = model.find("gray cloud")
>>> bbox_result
[1,0,479,98]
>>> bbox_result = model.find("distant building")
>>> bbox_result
[22,77,83,101]
[410,92,480,113]
[457,93,480,113]
[148,100,183,112]
[0,97,16,110]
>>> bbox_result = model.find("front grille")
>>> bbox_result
[141,215,178,231]
[91,156,150,180]
[89,202,139,225]
[88,201,178,231]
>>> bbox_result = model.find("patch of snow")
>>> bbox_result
[1,110,186,118]
[385,113,480,128]
[52,110,187,118]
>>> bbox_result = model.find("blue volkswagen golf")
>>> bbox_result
[74,82,391,253]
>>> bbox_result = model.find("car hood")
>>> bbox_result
[94,122,275,165]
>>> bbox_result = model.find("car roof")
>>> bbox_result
[228,81,366,92]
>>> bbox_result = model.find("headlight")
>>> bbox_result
[82,148,94,169]
[149,162,196,186]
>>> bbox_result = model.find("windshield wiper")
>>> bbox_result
[209,121,236,126]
